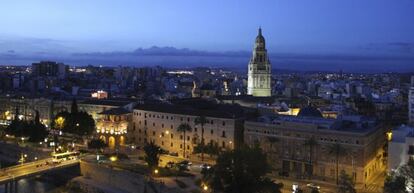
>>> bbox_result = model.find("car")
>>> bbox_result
[178,160,192,166]
[306,183,320,190]
[200,163,211,169]
[169,152,179,157]
[292,183,299,190]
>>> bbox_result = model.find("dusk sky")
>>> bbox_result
[1,0,414,54]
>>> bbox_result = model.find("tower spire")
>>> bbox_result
[258,27,262,36]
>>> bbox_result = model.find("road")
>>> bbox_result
[0,158,79,183]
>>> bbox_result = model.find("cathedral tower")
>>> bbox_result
[247,28,272,97]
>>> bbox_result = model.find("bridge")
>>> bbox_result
[0,158,79,193]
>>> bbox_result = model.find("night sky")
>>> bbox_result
[0,0,413,71]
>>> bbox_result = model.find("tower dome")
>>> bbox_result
[255,27,266,50]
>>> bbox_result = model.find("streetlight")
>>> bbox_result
[109,156,117,162]
[153,169,159,175]
[202,183,209,192]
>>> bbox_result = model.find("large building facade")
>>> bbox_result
[388,125,414,171]
[244,112,386,185]
[129,100,245,158]
[247,28,272,97]
[96,108,131,150]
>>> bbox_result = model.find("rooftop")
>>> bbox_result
[98,107,131,115]
[134,98,251,119]
[253,114,379,134]
[80,99,136,107]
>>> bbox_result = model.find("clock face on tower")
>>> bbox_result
[247,28,271,97]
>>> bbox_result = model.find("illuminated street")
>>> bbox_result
[0,158,79,183]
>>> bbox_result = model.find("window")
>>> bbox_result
[222,121,226,126]
[171,142,173,147]
[162,124,164,128]
[161,141,164,146]
[153,123,155,127]
[211,130,214,134]
[171,134,174,139]
[187,118,190,122]
[153,131,155,136]
[194,127,198,132]
[187,136,190,141]
[222,141,225,148]
[180,135,183,140]
[222,131,226,138]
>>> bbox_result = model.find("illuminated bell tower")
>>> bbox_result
[247,27,271,97]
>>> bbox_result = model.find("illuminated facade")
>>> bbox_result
[388,125,414,171]
[244,114,386,185]
[129,100,244,158]
[0,96,72,127]
[91,90,108,99]
[247,28,272,97]
[96,108,131,150]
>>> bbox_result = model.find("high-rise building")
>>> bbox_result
[247,28,272,97]
[32,61,68,78]
[409,76,414,125]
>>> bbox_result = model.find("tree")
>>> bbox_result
[71,98,78,114]
[258,178,283,193]
[55,111,95,136]
[210,145,283,193]
[195,115,208,161]
[303,136,318,179]
[143,141,162,170]
[5,110,48,142]
[194,141,220,158]
[88,138,107,153]
[337,170,356,193]
[384,173,408,193]
[28,121,48,143]
[176,123,192,158]
[310,188,320,193]
[328,143,347,184]
[383,159,414,193]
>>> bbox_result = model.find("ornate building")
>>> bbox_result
[244,112,386,185]
[247,28,272,97]
[96,108,131,150]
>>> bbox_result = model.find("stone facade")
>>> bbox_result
[247,28,272,97]
[129,100,244,158]
[244,115,386,185]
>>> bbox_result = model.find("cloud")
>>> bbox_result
[362,42,414,54]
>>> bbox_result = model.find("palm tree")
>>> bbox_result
[143,141,162,170]
[303,136,318,179]
[328,143,347,185]
[177,123,192,158]
[195,115,208,161]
